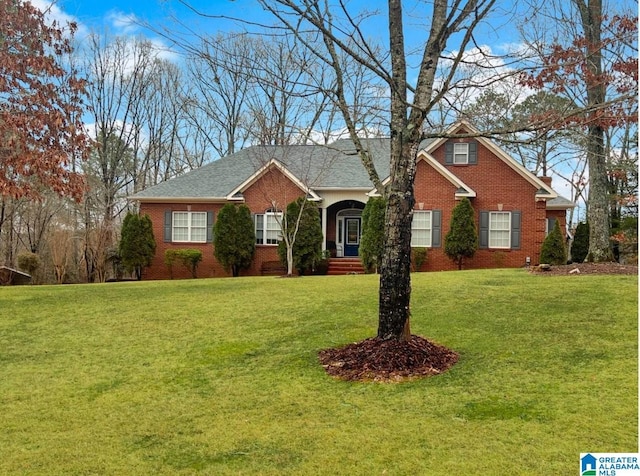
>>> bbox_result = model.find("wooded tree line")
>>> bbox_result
[0,0,636,286]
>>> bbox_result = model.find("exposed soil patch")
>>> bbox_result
[318,335,459,382]
[529,262,638,276]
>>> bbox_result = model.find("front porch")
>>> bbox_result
[322,199,367,258]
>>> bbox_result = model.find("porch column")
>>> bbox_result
[321,207,327,252]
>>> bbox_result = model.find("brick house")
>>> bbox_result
[131,121,574,279]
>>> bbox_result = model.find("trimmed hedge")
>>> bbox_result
[165,249,203,278]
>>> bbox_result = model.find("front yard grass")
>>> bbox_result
[0,269,636,474]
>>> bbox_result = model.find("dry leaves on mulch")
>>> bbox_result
[318,335,459,382]
[529,262,638,276]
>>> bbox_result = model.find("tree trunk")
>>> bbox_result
[576,0,615,262]
[376,0,415,342]
[286,244,294,276]
[377,141,416,341]
[586,124,614,261]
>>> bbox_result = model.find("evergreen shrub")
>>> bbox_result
[359,197,386,273]
[540,220,567,265]
[570,221,589,263]
[165,249,203,278]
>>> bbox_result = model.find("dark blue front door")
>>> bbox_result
[344,217,361,257]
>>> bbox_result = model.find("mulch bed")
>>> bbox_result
[319,263,635,382]
[529,262,638,276]
[318,335,459,382]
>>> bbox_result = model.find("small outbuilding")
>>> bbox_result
[0,266,32,285]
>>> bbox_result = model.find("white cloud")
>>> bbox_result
[106,10,140,35]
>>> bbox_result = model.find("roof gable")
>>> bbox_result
[425,121,558,200]
[372,150,476,198]
[226,158,321,201]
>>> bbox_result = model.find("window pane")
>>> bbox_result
[190,212,206,227]
[411,229,430,247]
[173,227,189,242]
[172,212,189,241]
[489,212,511,248]
[454,143,469,164]
[255,214,264,243]
[411,211,432,247]
[191,227,206,242]
[346,219,359,245]
[265,213,281,245]
[173,212,189,226]
[489,230,510,248]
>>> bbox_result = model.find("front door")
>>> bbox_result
[344,217,361,257]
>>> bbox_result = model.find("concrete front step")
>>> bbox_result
[327,258,365,275]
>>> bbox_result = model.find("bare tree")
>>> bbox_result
[135,59,195,189]
[245,144,337,276]
[81,34,167,280]
[83,34,158,226]
[184,34,255,157]
[250,0,497,341]
[49,228,73,284]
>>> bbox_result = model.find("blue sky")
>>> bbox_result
[41,0,523,57]
[31,0,601,211]
[35,0,272,44]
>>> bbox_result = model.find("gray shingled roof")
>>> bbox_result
[547,195,576,208]
[132,138,392,200]
[131,136,573,208]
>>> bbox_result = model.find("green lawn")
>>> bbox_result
[0,269,637,475]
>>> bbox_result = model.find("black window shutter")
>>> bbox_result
[479,211,489,248]
[469,141,478,164]
[511,211,521,249]
[164,210,172,242]
[206,211,214,242]
[431,210,442,247]
[445,142,453,164]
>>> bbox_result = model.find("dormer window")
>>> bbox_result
[454,143,469,164]
[445,141,477,165]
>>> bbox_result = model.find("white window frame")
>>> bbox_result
[453,143,469,164]
[256,211,283,245]
[172,211,207,243]
[411,210,432,247]
[489,211,511,249]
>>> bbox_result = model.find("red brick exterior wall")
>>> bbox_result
[138,139,567,279]
[139,165,306,280]
[139,202,224,280]
[413,136,565,271]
